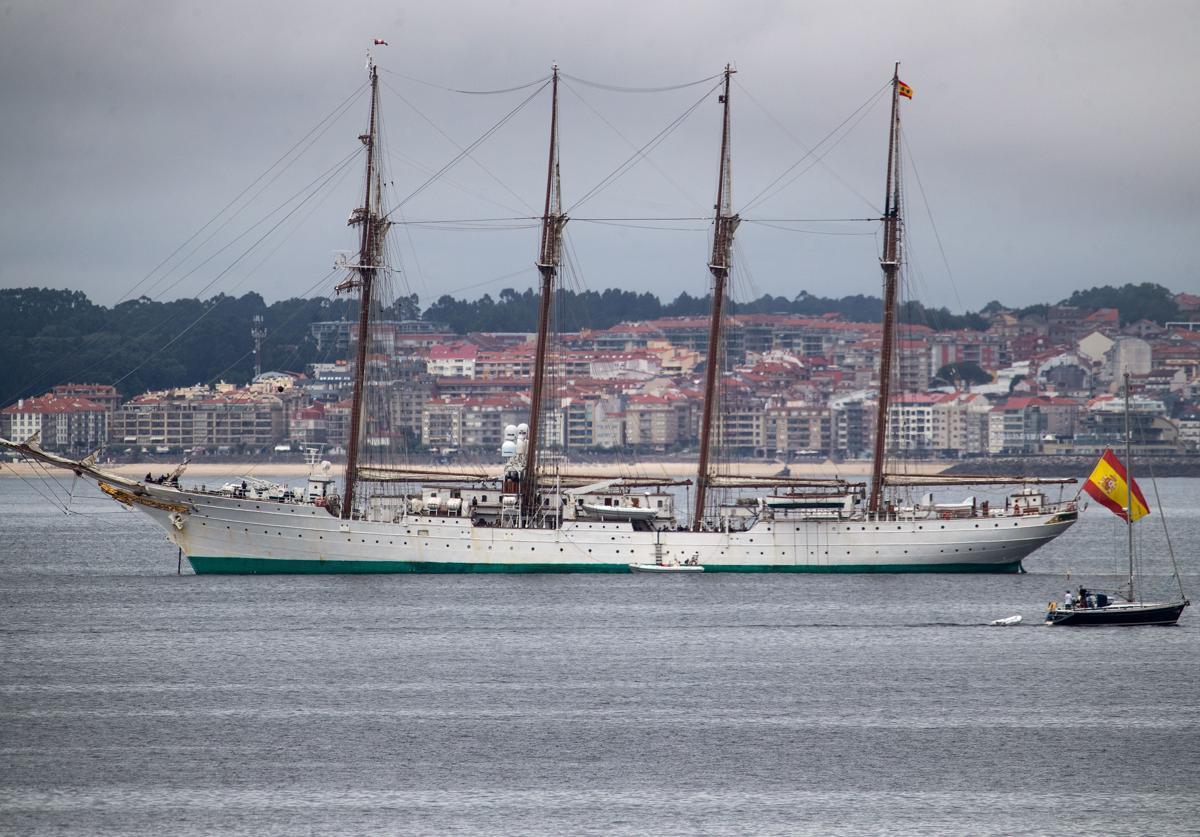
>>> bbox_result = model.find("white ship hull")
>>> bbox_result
[130,484,1076,574]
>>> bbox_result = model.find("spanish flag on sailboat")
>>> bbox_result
[1083,449,1149,521]
[897,80,913,99]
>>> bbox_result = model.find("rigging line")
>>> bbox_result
[743,220,878,235]
[565,78,723,214]
[561,79,705,212]
[10,461,72,514]
[136,89,369,304]
[110,83,370,307]
[575,215,711,221]
[384,147,532,217]
[737,79,891,215]
[394,216,540,224]
[434,265,538,299]
[26,457,75,507]
[392,204,428,296]
[385,79,552,213]
[111,156,364,389]
[0,108,367,414]
[381,78,538,214]
[230,150,360,293]
[901,130,962,312]
[742,216,882,222]
[84,149,364,393]
[577,219,707,232]
[1141,457,1186,600]
[400,223,540,232]
[200,270,342,386]
[402,214,869,223]
[560,71,723,93]
[379,67,550,95]
[745,95,884,222]
[151,147,365,303]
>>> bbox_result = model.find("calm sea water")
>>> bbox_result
[2,473,1198,836]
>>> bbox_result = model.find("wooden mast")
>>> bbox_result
[693,64,738,531]
[521,65,565,523]
[339,59,384,519]
[868,63,904,516]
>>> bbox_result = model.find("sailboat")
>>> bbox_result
[1045,374,1189,626]
[1,56,1081,574]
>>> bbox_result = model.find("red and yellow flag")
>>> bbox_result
[897,80,913,99]
[1083,449,1149,521]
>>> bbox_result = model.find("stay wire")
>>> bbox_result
[153,146,364,302]
[385,80,552,213]
[111,151,366,389]
[2,147,365,405]
[199,269,342,386]
[561,79,706,213]
[901,129,962,311]
[565,78,723,213]
[110,83,369,307]
[559,72,723,93]
[381,78,538,215]
[1,133,365,407]
[380,68,550,95]
[1141,456,1186,600]
[738,79,890,215]
[134,88,369,305]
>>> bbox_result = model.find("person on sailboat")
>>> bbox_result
[1064,590,1074,609]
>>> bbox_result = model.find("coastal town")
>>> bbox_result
[5,292,1199,463]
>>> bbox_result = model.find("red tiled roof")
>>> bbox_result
[2,394,107,414]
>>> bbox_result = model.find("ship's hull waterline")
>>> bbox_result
[135,485,1075,575]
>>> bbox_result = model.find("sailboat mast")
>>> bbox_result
[1124,371,1135,600]
[693,65,738,531]
[868,63,904,516]
[341,61,382,519]
[521,65,565,522]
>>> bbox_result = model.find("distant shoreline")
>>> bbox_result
[7,456,1199,481]
[0,459,948,481]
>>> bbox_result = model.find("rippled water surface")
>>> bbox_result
[2,475,1198,835]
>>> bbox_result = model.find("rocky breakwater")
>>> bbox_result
[941,454,1200,479]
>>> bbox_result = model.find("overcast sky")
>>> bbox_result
[1,0,1196,313]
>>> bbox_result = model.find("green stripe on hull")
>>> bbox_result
[188,557,630,574]
[187,556,1023,575]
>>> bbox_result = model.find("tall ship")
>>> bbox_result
[2,56,1079,573]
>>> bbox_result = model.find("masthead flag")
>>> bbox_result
[373,38,389,45]
[897,80,913,99]
[1083,449,1150,521]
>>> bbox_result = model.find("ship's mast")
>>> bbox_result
[693,64,738,531]
[339,60,385,519]
[868,63,904,516]
[521,65,566,522]
[1123,371,1135,600]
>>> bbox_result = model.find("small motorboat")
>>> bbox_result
[989,615,1022,626]
[628,560,704,573]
